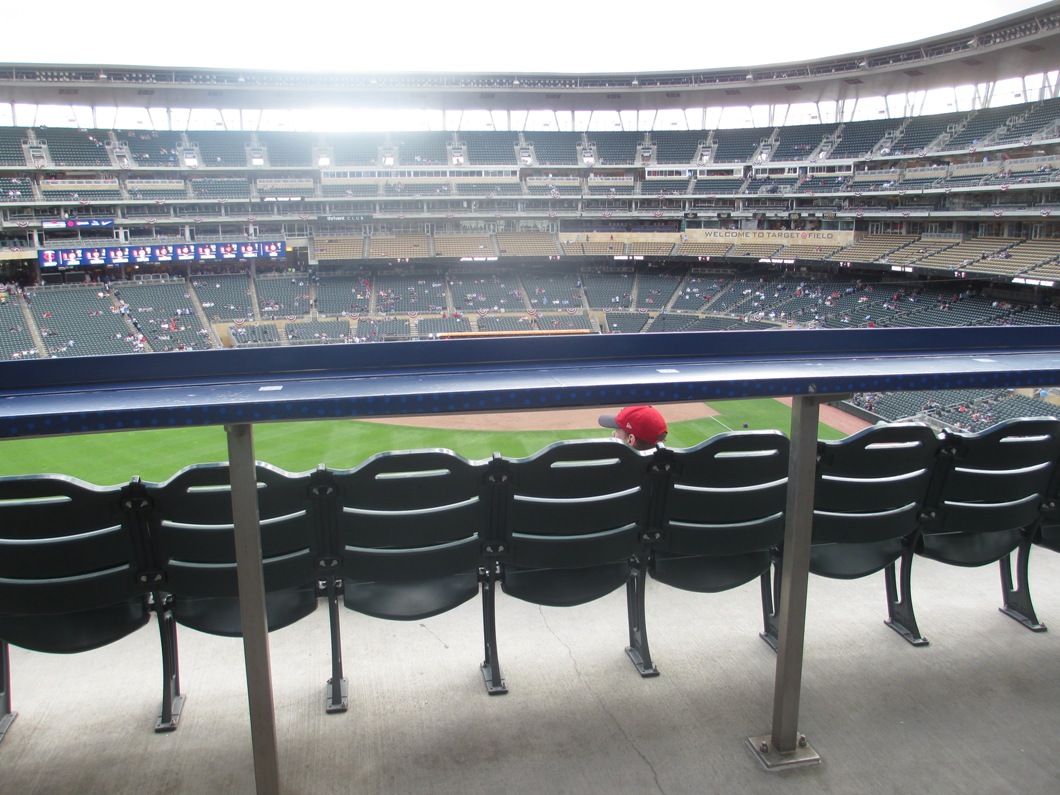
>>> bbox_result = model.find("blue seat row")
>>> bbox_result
[2,417,1059,741]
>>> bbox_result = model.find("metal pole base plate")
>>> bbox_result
[326,678,348,714]
[481,663,507,695]
[155,694,186,733]
[999,606,1047,632]
[746,734,821,771]
[625,646,660,678]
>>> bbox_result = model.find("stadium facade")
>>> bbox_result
[4,7,1060,795]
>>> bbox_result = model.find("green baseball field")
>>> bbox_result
[1,398,853,485]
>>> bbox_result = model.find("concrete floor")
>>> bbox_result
[3,551,1060,795]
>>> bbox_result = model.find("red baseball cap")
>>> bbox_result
[598,405,668,446]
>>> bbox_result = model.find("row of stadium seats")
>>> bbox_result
[3,100,1057,170]
[8,160,1059,204]
[4,419,1060,740]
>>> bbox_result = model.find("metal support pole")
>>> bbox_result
[748,394,824,770]
[226,423,281,795]
[0,640,15,745]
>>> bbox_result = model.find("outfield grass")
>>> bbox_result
[0,398,846,484]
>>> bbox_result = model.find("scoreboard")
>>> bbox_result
[38,241,286,268]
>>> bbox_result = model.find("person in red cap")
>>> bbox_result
[598,405,668,451]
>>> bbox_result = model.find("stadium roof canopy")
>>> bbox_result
[0,1,1057,130]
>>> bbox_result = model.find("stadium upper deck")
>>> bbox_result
[0,3,1058,290]
[0,3,1057,112]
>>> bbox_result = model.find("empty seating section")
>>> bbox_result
[945,105,1021,150]
[433,235,495,257]
[330,133,386,166]
[745,176,798,195]
[284,319,350,343]
[256,274,313,318]
[885,298,1003,329]
[122,130,184,167]
[828,118,896,159]
[383,181,450,197]
[850,170,903,191]
[587,181,635,195]
[459,132,519,165]
[1023,258,1060,280]
[39,182,122,202]
[373,274,448,313]
[315,274,372,315]
[635,271,682,309]
[526,311,592,331]
[315,238,367,261]
[727,242,782,259]
[355,317,410,340]
[710,128,764,163]
[450,274,521,313]
[914,237,1020,272]
[582,271,634,309]
[1009,306,1060,326]
[771,123,834,161]
[415,315,471,338]
[828,233,918,263]
[0,299,38,359]
[528,132,582,166]
[589,131,643,165]
[630,241,675,257]
[0,128,28,165]
[10,415,1060,746]
[367,234,430,259]
[476,314,542,333]
[691,176,745,194]
[691,316,761,331]
[126,181,188,200]
[24,286,137,356]
[876,238,956,266]
[520,272,582,310]
[228,323,279,346]
[776,243,841,260]
[675,241,733,258]
[938,163,998,189]
[643,178,691,195]
[526,181,581,196]
[653,131,707,165]
[454,182,521,196]
[321,183,379,198]
[794,175,843,193]
[581,241,623,256]
[116,281,213,351]
[190,131,250,167]
[890,111,965,155]
[39,128,112,167]
[393,132,450,166]
[602,311,649,333]
[255,131,318,167]
[190,178,252,199]
[495,232,559,257]
[993,239,1060,273]
[192,274,253,321]
[996,97,1060,145]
